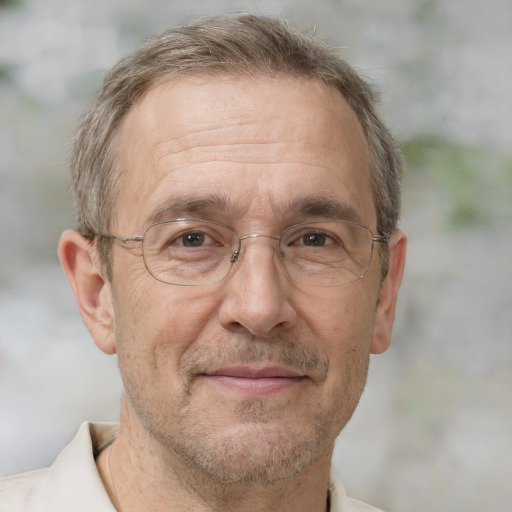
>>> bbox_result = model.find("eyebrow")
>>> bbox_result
[282,196,363,224]
[146,193,363,227]
[147,195,245,226]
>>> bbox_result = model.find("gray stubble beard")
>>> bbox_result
[122,334,368,486]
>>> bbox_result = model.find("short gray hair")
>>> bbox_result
[70,13,403,275]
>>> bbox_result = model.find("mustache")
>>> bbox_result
[179,335,329,386]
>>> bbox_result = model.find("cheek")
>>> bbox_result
[297,283,377,352]
[301,289,375,439]
[112,275,221,375]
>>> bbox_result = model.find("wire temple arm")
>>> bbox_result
[372,234,390,244]
[98,233,143,244]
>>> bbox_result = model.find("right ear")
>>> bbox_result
[58,230,117,355]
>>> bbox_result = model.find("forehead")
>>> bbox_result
[112,75,374,231]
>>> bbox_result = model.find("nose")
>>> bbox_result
[218,236,297,336]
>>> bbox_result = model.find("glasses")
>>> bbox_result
[100,219,389,287]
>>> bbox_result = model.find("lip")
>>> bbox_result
[203,366,306,395]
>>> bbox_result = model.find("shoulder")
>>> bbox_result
[1,468,51,512]
[0,422,118,512]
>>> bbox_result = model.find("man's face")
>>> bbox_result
[106,76,386,482]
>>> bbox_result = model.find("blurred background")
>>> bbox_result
[1,0,511,510]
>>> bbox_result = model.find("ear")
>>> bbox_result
[370,229,407,354]
[58,230,117,355]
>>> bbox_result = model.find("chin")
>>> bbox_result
[170,417,332,484]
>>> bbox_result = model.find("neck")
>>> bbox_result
[96,402,332,512]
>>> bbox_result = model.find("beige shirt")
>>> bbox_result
[0,423,384,512]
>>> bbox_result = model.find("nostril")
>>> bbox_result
[227,321,248,334]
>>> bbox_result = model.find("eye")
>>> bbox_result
[294,231,336,247]
[176,231,219,247]
[180,232,206,247]
[300,232,331,246]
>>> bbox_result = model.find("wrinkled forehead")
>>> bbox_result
[111,75,374,231]
[119,74,368,152]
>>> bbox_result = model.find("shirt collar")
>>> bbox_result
[48,422,352,512]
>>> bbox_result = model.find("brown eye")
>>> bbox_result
[181,232,205,247]
[302,233,327,246]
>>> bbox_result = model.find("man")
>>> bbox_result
[1,13,406,512]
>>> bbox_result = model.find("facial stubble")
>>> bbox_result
[121,334,370,485]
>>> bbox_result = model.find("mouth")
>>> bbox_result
[202,366,307,396]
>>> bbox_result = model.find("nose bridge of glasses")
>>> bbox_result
[229,233,282,264]
[239,233,281,242]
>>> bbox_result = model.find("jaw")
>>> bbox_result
[117,391,336,509]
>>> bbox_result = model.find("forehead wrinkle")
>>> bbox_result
[149,110,273,156]
[153,138,338,167]
[149,107,343,162]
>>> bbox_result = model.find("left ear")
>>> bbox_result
[371,229,407,354]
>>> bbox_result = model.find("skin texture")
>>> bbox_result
[59,76,407,512]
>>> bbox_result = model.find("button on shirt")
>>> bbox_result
[0,423,384,512]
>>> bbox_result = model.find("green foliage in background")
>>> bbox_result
[0,63,16,84]
[0,0,23,10]
[402,136,512,228]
